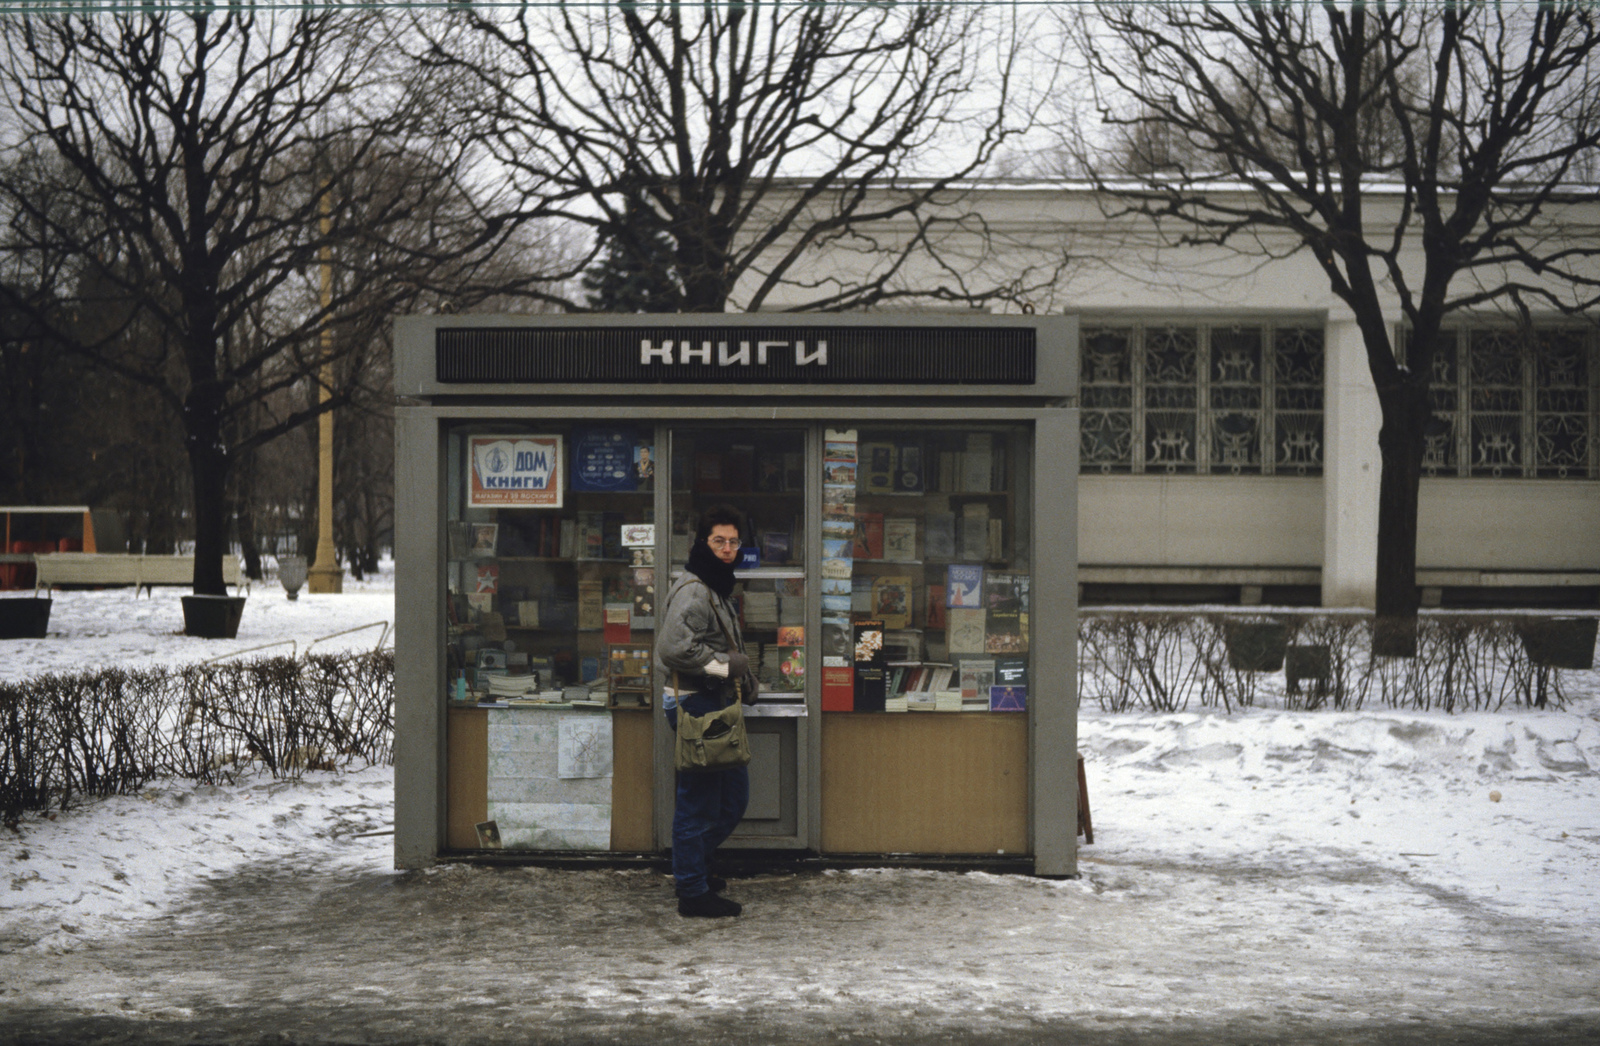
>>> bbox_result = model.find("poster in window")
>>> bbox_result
[572,427,640,493]
[468,435,563,508]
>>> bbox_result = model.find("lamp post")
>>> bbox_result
[308,186,342,594]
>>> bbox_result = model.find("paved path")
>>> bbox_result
[3,844,1598,1045]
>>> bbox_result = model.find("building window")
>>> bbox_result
[1424,326,1598,479]
[1080,322,1324,475]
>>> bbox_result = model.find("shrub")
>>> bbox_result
[0,649,393,822]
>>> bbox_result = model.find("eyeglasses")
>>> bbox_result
[707,536,741,549]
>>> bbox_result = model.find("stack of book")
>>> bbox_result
[743,590,779,629]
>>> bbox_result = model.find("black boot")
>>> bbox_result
[678,891,742,918]
[706,875,728,893]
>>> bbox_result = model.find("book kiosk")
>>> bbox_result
[392,314,1080,875]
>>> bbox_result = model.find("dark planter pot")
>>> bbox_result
[182,595,247,639]
[1223,621,1289,672]
[1516,618,1598,670]
[0,597,51,639]
[1285,644,1332,695]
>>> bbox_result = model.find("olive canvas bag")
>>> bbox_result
[666,581,753,773]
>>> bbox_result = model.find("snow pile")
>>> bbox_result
[1082,700,1600,929]
[2,766,395,955]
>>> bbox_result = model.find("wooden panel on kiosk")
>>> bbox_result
[609,709,655,851]
[821,714,1028,855]
[449,706,654,852]
[446,707,488,850]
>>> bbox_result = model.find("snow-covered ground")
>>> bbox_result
[2,577,1598,1040]
[0,567,396,683]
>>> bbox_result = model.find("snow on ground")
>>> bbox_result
[3,580,1600,1037]
[0,562,395,683]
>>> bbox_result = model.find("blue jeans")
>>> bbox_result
[668,692,750,898]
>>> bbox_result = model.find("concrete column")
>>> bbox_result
[1321,318,1383,608]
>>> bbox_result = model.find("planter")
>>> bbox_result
[278,555,307,600]
[1223,621,1289,672]
[1516,618,1598,670]
[0,597,51,639]
[1285,644,1332,695]
[182,594,247,639]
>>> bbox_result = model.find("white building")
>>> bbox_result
[756,183,1600,610]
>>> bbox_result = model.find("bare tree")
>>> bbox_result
[1066,1,1600,652]
[0,7,541,601]
[418,1,1062,313]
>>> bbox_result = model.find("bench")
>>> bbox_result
[33,553,245,596]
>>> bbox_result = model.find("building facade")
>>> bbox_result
[757,185,1600,609]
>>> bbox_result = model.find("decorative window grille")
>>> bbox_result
[1422,325,1597,480]
[1079,322,1324,475]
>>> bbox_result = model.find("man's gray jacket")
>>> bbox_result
[654,571,746,705]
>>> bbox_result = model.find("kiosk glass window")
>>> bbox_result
[444,424,657,705]
[668,428,808,701]
[820,425,1033,713]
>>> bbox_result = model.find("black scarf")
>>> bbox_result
[685,539,737,599]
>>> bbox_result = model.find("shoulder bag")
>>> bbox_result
[667,581,753,773]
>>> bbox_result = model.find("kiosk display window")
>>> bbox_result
[668,428,807,701]
[819,424,1032,714]
[444,424,658,707]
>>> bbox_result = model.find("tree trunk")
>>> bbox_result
[1372,379,1430,657]
[186,415,232,598]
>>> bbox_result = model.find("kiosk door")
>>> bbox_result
[667,427,809,847]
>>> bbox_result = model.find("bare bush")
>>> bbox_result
[1079,611,1588,716]
[0,649,393,822]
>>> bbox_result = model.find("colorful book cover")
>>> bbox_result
[854,617,887,708]
[883,518,917,562]
[603,603,631,644]
[985,606,1027,654]
[853,512,884,560]
[994,657,1028,688]
[475,563,499,594]
[960,659,996,703]
[984,572,1024,612]
[871,576,913,630]
[821,665,854,711]
[925,586,947,630]
[776,644,805,692]
[776,625,805,646]
[989,685,1026,711]
[946,564,983,607]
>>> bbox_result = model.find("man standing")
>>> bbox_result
[655,504,757,917]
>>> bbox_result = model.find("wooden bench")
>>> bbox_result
[33,553,244,596]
